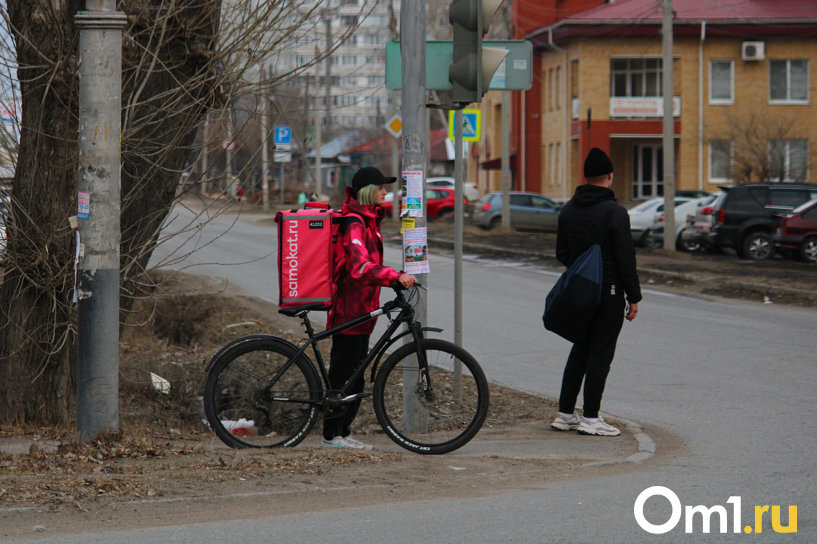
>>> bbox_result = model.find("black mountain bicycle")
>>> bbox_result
[203,285,489,455]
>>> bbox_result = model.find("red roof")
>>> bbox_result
[343,129,451,162]
[567,0,817,22]
[528,0,817,45]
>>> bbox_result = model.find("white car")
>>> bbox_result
[426,177,480,202]
[645,196,713,249]
[628,197,693,246]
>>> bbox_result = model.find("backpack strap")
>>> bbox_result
[332,212,364,287]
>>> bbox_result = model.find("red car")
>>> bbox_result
[774,199,817,263]
[383,187,462,219]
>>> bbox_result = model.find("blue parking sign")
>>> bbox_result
[274,126,291,145]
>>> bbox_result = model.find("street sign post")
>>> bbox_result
[385,40,533,92]
[273,125,292,163]
[274,125,291,203]
[447,109,480,141]
[385,114,403,138]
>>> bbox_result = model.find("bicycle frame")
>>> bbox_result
[271,288,440,407]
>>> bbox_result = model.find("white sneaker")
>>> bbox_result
[341,436,374,450]
[321,436,345,448]
[577,416,621,437]
[550,412,581,431]
[320,436,374,450]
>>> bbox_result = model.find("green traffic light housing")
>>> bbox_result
[448,0,508,106]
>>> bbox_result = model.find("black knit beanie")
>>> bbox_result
[584,147,614,178]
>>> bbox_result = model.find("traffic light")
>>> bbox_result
[448,0,508,105]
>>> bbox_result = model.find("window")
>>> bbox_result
[509,194,532,207]
[531,196,557,209]
[769,189,810,208]
[555,66,561,109]
[611,58,662,97]
[769,139,808,181]
[710,60,733,104]
[709,140,732,181]
[770,60,808,103]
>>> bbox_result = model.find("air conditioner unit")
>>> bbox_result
[742,41,765,61]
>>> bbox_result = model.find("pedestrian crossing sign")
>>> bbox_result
[448,109,481,142]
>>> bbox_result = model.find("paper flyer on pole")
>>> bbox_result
[402,227,430,274]
[401,170,423,217]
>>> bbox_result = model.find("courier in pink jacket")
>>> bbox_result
[322,167,416,449]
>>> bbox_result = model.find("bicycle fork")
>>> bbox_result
[410,322,435,401]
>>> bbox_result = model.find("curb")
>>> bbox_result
[581,416,657,468]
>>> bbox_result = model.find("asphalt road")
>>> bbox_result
[48,203,810,544]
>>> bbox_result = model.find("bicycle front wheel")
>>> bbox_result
[373,339,489,454]
[203,336,322,448]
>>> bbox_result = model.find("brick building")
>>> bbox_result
[478,0,817,202]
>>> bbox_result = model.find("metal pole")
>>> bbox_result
[201,112,209,196]
[260,66,269,211]
[662,0,676,250]
[501,90,511,230]
[225,113,233,196]
[75,1,127,443]
[453,109,464,403]
[389,0,401,222]
[314,48,322,199]
[401,0,427,432]
[500,1,512,230]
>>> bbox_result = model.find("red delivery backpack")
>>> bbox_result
[275,202,361,309]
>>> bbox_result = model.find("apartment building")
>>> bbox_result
[273,0,395,137]
[480,0,817,202]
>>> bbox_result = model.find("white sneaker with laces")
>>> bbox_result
[550,412,581,431]
[320,436,374,450]
[341,436,374,450]
[321,436,345,448]
[577,416,621,437]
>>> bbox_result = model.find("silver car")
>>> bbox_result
[472,191,561,231]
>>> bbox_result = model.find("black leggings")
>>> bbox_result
[557,284,626,419]
[322,334,369,440]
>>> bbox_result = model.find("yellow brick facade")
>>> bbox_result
[478,30,817,202]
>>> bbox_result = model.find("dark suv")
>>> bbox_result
[709,182,817,260]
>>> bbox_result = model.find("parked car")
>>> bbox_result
[679,191,726,252]
[383,186,463,220]
[628,196,693,246]
[425,177,480,201]
[774,199,817,263]
[709,182,817,260]
[644,196,713,249]
[472,191,561,231]
[676,190,711,199]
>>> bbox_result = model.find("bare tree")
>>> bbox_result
[707,109,814,183]
[0,0,369,426]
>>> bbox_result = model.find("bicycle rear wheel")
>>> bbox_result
[373,339,489,454]
[203,336,322,448]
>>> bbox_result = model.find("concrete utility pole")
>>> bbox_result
[401,0,428,431]
[662,0,676,251]
[75,0,127,443]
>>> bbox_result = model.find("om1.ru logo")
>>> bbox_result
[634,486,797,535]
